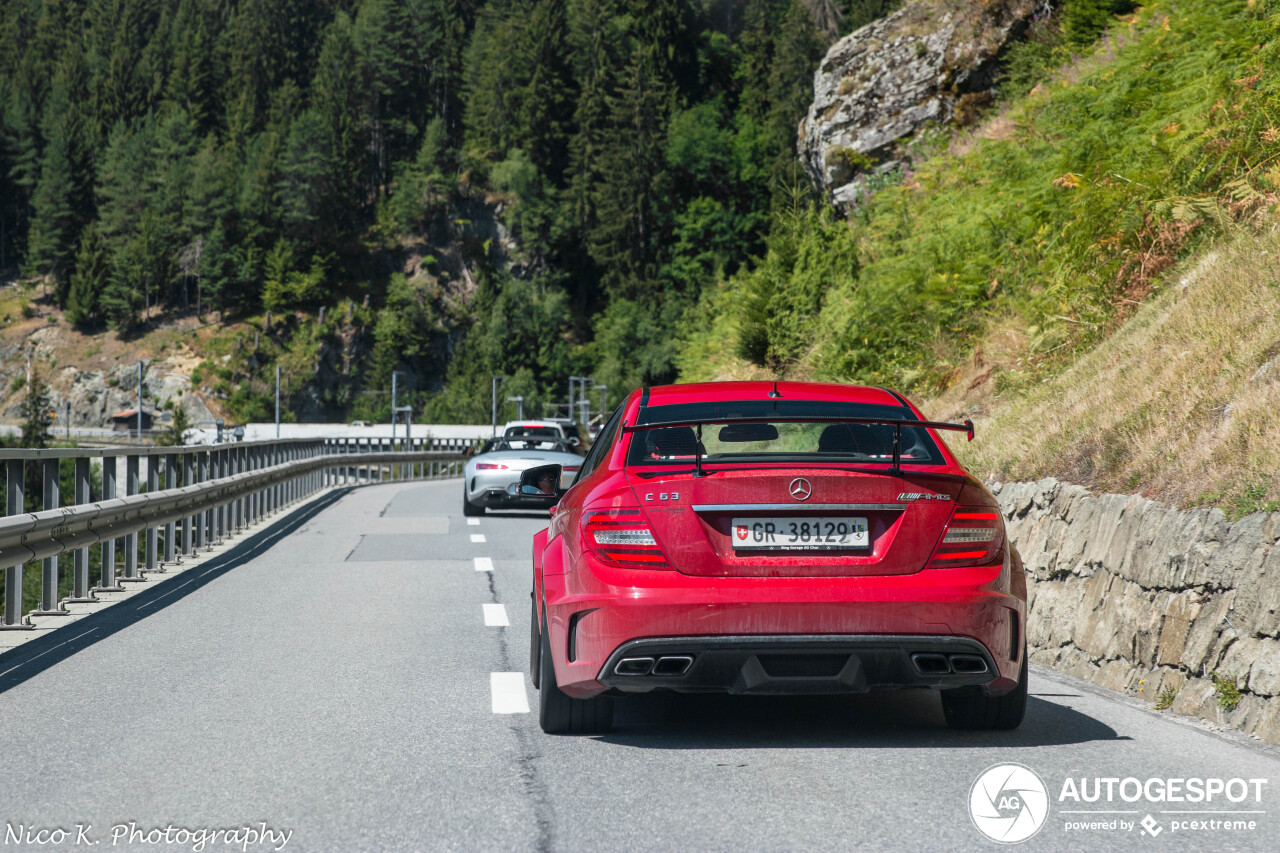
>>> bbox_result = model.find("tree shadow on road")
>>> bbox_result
[0,488,350,696]
[596,687,1126,749]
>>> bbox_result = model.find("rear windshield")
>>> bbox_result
[505,426,561,440]
[625,400,944,467]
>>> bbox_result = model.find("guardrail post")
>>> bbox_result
[164,453,177,564]
[242,445,252,524]
[33,457,69,614]
[182,452,194,555]
[198,450,210,550]
[248,447,258,526]
[266,445,276,512]
[122,454,141,581]
[98,455,122,592]
[145,455,161,573]
[214,448,226,542]
[67,456,94,602]
[3,458,31,628]
[232,446,243,532]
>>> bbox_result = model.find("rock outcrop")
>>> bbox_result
[997,478,1280,743]
[799,0,1038,207]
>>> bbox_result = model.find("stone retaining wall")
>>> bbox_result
[994,479,1280,742]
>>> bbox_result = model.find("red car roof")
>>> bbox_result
[642,381,906,408]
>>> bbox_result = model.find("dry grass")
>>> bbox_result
[933,226,1280,514]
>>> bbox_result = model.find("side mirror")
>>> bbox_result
[519,464,564,496]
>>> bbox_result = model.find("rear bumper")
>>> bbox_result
[599,634,998,695]
[543,550,1025,699]
[471,486,555,510]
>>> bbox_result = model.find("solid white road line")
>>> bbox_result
[490,672,530,714]
[474,557,494,572]
[483,603,509,626]
[470,534,486,543]
[467,518,480,526]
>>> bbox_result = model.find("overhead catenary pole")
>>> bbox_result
[137,360,143,444]
[491,375,502,436]
[391,372,398,443]
[275,365,281,439]
[598,384,608,417]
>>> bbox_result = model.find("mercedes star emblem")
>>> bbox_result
[789,478,812,501]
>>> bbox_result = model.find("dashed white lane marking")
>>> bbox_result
[474,557,494,572]
[470,534,486,543]
[490,672,530,714]
[483,603,509,626]
[467,518,480,526]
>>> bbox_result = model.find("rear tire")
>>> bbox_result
[942,649,1027,731]
[462,487,483,516]
[530,594,541,690]
[538,611,613,734]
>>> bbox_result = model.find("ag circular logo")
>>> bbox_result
[969,763,1049,843]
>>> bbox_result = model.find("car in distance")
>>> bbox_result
[463,432,582,516]
[525,381,1028,734]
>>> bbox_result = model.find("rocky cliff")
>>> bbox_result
[799,0,1038,207]
[998,478,1280,742]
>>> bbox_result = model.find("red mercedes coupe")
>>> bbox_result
[523,381,1027,734]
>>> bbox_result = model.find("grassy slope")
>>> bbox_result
[945,230,1280,515]
[682,0,1280,511]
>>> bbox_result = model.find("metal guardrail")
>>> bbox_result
[0,436,470,629]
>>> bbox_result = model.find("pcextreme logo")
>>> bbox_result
[969,763,1050,844]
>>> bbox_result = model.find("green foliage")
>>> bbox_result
[1,0,910,422]
[1212,671,1242,712]
[66,223,106,328]
[1154,685,1177,711]
[156,405,192,447]
[687,0,1278,394]
[1063,0,1137,47]
[19,365,53,449]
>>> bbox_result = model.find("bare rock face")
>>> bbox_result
[799,0,1039,206]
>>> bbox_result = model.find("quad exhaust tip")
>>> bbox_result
[912,653,951,675]
[910,653,989,676]
[653,655,693,676]
[615,655,694,677]
[949,654,988,674]
[616,657,655,676]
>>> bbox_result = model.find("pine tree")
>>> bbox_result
[736,0,776,122]
[310,12,367,234]
[588,39,677,294]
[20,364,53,449]
[513,0,575,185]
[25,131,74,284]
[66,222,106,328]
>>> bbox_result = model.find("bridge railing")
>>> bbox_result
[0,436,470,629]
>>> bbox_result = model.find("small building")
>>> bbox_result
[110,408,155,432]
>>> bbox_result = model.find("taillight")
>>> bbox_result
[563,466,580,473]
[582,509,671,569]
[927,506,1005,568]
[475,463,508,470]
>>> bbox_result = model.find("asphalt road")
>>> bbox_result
[2,479,1280,852]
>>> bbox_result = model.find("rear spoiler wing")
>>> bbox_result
[622,416,975,478]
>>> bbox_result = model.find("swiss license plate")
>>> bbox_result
[730,517,869,550]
